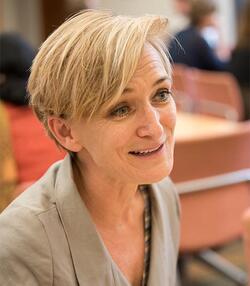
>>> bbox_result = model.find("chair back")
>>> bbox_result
[172,64,195,112]
[242,208,250,283]
[172,122,250,182]
[171,122,250,252]
[188,69,244,121]
[172,64,188,94]
[5,103,65,183]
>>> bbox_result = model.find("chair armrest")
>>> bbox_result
[175,169,250,194]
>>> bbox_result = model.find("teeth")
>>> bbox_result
[132,145,161,155]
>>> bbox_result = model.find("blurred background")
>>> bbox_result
[0,0,240,48]
[0,1,249,286]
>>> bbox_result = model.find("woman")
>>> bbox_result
[0,10,180,286]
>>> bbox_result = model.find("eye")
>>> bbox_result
[110,105,131,118]
[152,89,172,104]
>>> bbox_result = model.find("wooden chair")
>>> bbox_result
[242,208,250,285]
[0,102,18,211]
[187,69,245,121]
[0,103,65,210]
[172,64,195,112]
[5,103,64,183]
[171,122,250,285]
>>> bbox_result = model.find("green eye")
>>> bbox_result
[153,89,172,103]
[110,105,130,118]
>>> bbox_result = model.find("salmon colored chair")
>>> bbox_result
[171,122,250,285]
[1,103,65,207]
[5,103,65,184]
[172,64,195,112]
[187,69,244,121]
[243,208,250,285]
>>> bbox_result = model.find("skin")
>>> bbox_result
[48,44,176,286]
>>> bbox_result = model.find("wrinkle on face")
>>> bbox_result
[70,44,176,189]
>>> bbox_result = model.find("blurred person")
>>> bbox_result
[229,0,250,120]
[169,0,228,71]
[0,10,180,286]
[0,33,36,105]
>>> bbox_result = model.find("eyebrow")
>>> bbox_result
[123,76,170,94]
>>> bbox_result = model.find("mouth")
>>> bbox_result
[129,144,164,157]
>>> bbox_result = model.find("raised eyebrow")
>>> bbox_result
[123,76,170,94]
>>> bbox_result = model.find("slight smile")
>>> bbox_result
[129,144,164,157]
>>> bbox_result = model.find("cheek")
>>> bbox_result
[90,127,128,159]
[161,103,177,131]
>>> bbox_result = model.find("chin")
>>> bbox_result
[138,163,173,184]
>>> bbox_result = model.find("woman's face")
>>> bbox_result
[71,45,176,185]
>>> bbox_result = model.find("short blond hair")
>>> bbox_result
[28,10,171,140]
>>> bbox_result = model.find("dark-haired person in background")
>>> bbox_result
[169,0,228,71]
[0,33,36,105]
[229,0,250,120]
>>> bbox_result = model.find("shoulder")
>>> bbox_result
[0,156,77,285]
[174,26,206,54]
[5,159,62,213]
[177,26,208,48]
[176,26,198,39]
[0,161,63,286]
[0,205,53,285]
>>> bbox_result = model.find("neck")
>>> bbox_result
[72,156,144,230]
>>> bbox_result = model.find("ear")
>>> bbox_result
[47,116,82,152]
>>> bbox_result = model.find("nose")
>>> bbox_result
[136,105,164,139]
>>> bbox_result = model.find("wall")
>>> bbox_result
[99,0,236,46]
[1,0,42,47]
[217,0,236,47]
[99,0,174,16]
[0,0,237,48]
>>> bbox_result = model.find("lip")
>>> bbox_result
[129,143,164,157]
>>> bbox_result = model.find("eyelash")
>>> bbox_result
[110,105,131,118]
[109,89,172,119]
[152,89,172,103]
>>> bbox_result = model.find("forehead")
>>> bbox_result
[130,45,170,84]
[98,45,170,112]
